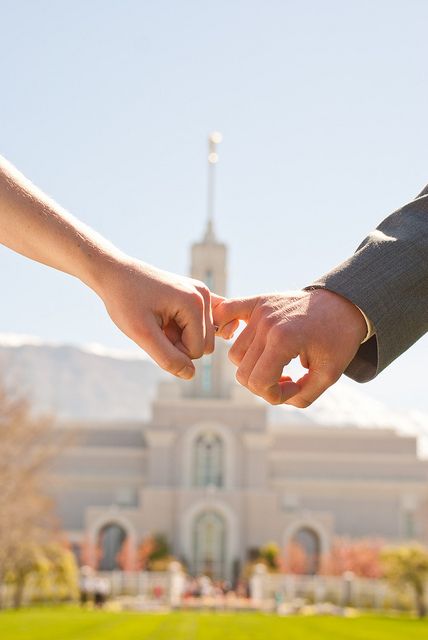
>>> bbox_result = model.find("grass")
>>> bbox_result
[1,607,428,640]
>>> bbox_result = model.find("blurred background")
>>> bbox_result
[1,0,428,630]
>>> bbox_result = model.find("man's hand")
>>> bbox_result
[213,290,367,407]
[92,258,215,380]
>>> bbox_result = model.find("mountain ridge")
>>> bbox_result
[1,333,427,455]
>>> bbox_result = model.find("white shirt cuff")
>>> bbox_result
[355,305,375,344]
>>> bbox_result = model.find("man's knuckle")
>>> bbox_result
[259,384,282,405]
[230,354,242,367]
[229,344,243,363]
[260,314,276,331]
[270,323,287,343]
[291,397,312,409]
[247,375,266,396]
[323,374,336,387]
[257,300,272,315]
[236,369,249,387]
[321,367,340,387]
[247,379,258,394]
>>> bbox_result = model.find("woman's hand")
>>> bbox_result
[94,257,215,379]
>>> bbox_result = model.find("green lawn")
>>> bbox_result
[1,608,428,640]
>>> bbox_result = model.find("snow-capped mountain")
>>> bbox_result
[0,333,427,455]
[0,334,165,421]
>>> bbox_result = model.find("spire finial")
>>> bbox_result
[205,131,222,242]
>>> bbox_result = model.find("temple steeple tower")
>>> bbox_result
[190,132,227,296]
[186,133,230,398]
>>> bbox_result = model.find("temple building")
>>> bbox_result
[50,136,428,580]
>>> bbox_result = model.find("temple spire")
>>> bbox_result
[187,132,229,399]
[205,131,222,242]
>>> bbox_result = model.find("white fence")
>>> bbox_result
[0,565,181,609]
[249,564,416,611]
[0,564,420,612]
[99,570,171,600]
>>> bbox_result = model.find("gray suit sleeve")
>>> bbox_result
[305,185,428,382]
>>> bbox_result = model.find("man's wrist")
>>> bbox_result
[305,287,368,345]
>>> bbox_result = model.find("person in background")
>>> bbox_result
[93,575,110,609]
[78,566,94,607]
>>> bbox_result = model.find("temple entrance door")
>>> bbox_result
[192,511,226,579]
[98,523,127,570]
[292,526,321,575]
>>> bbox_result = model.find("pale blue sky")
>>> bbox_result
[0,0,427,411]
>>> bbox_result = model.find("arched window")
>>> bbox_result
[192,511,226,578]
[98,523,127,571]
[193,432,224,488]
[291,526,320,575]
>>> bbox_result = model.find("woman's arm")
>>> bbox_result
[0,155,214,379]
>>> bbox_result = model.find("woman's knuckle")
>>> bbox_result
[193,280,210,297]
[205,342,215,355]
[187,289,204,310]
